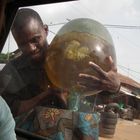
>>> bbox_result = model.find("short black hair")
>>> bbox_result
[11,8,43,32]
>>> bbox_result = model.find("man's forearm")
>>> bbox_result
[17,92,48,116]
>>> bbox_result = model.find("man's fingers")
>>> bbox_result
[89,61,107,78]
[78,73,101,89]
[79,73,99,81]
[107,56,117,72]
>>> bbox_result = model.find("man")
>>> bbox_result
[1,8,53,117]
[1,8,120,117]
[0,0,17,139]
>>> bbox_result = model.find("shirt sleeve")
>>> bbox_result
[0,96,17,140]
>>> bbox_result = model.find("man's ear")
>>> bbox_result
[43,24,48,36]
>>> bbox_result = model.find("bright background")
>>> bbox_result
[2,0,140,82]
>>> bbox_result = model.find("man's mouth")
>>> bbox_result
[31,50,41,57]
[35,49,41,54]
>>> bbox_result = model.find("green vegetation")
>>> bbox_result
[0,53,14,63]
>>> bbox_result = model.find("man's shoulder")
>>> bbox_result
[5,55,27,69]
[1,55,26,75]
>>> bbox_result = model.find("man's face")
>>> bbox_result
[13,18,48,62]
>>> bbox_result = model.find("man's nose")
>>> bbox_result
[28,43,37,52]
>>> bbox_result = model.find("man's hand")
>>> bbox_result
[78,56,120,93]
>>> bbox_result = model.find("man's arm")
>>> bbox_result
[17,91,49,116]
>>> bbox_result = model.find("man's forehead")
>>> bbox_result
[24,18,42,31]
[13,18,43,37]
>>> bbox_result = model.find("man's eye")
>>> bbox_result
[32,37,41,43]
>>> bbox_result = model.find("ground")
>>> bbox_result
[99,119,140,140]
